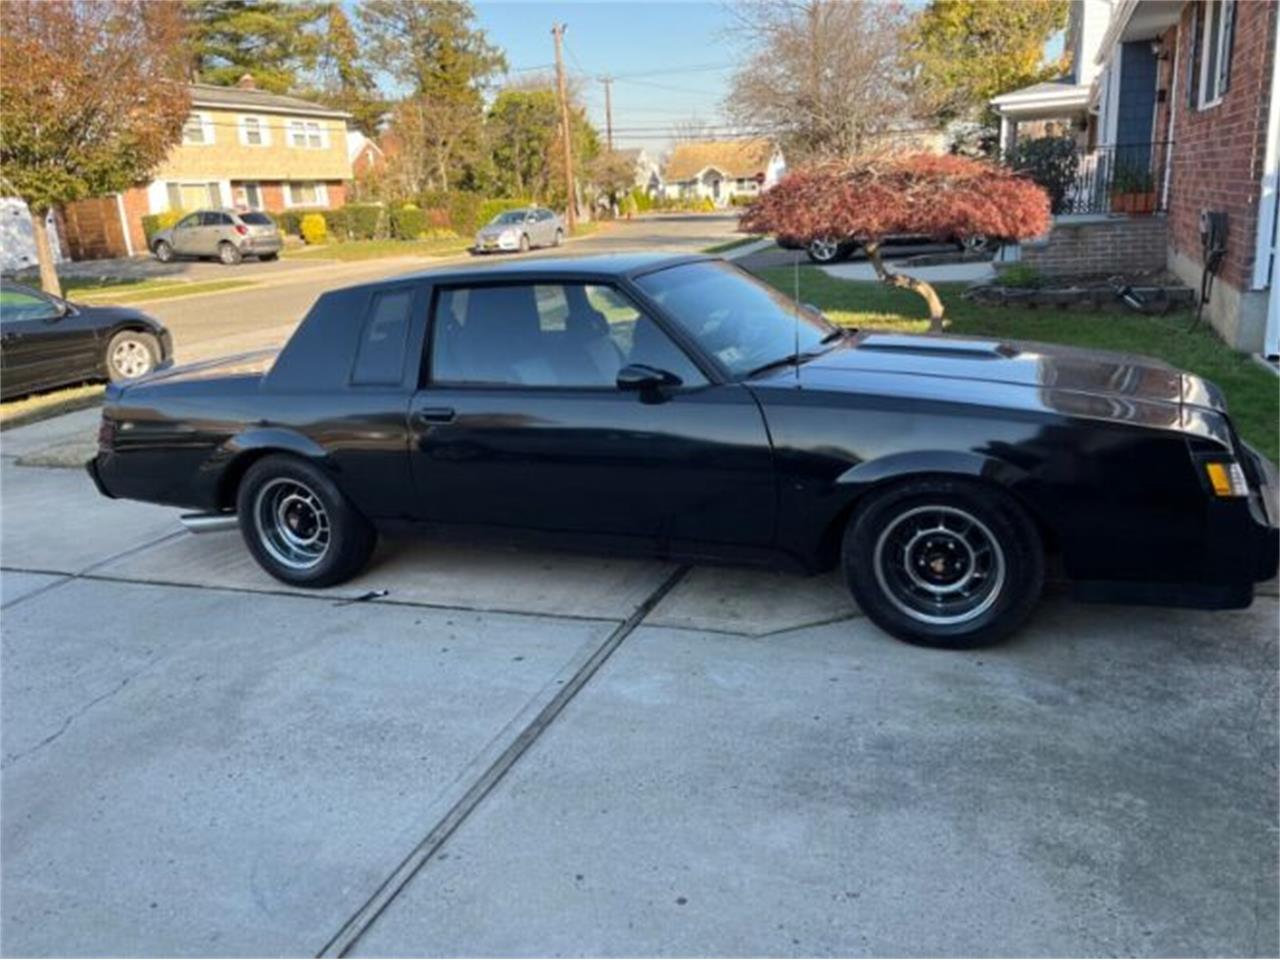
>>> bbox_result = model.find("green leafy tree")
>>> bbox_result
[907,0,1070,126]
[311,3,383,136]
[0,0,191,296]
[187,0,326,93]
[360,0,504,191]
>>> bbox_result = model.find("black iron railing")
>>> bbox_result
[1059,141,1172,216]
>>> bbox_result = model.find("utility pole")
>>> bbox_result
[601,75,614,152]
[551,22,577,231]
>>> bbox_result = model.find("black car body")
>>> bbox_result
[87,253,1278,646]
[1,282,173,401]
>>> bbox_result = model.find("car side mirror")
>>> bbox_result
[617,364,682,392]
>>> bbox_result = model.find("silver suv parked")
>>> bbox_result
[151,209,283,265]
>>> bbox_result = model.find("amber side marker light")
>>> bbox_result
[1205,461,1249,497]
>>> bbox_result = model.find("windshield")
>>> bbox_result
[491,210,529,225]
[634,261,838,378]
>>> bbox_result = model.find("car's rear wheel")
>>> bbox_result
[153,240,174,263]
[519,233,530,253]
[106,330,160,382]
[237,455,376,588]
[806,236,851,264]
[842,478,1044,648]
[219,241,243,265]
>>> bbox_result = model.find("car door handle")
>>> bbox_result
[413,407,455,425]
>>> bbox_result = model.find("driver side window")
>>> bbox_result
[429,282,706,389]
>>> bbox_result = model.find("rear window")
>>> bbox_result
[352,288,415,385]
[240,212,274,226]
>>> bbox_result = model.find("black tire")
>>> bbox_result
[218,241,243,265]
[518,233,530,253]
[105,330,160,383]
[841,478,1044,648]
[153,240,174,263]
[553,228,564,247]
[805,237,853,264]
[259,252,279,262]
[236,454,377,588]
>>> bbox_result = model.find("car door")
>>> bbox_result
[0,287,100,398]
[407,279,776,551]
[533,210,554,246]
[196,211,226,256]
[170,213,203,256]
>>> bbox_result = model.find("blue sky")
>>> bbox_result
[473,1,738,156]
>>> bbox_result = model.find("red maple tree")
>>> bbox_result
[740,153,1051,332]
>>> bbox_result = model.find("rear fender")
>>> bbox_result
[213,428,331,508]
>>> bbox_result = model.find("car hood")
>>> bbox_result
[477,224,518,238]
[752,332,1229,437]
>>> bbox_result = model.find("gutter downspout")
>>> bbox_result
[1162,30,1180,212]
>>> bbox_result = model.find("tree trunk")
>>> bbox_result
[864,240,945,333]
[30,206,63,299]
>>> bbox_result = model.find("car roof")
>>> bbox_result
[395,252,714,285]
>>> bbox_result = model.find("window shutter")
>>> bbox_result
[1188,2,1203,108]
[1219,0,1237,95]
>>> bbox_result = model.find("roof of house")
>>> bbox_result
[346,129,384,163]
[664,139,776,181]
[189,82,350,120]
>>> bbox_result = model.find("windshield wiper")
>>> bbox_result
[744,348,828,379]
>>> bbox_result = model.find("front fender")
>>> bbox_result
[834,449,1030,493]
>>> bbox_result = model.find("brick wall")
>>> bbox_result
[1167,0,1276,292]
[1019,216,1169,276]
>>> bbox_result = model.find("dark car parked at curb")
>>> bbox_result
[778,232,995,264]
[150,209,283,265]
[0,281,172,401]
[87,253,1278,647]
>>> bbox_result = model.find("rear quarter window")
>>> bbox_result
[352,288,414,385]
[240,212,274,226]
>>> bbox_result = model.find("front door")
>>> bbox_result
[408,280,776,550]
[170,213,203,256]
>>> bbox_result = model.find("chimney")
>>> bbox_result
[237,74,256,90]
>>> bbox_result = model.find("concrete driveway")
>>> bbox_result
[1,408,1276,958]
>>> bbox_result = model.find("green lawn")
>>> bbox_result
[283,237,471,261]
[69,278,257,304]
[754,266,1280,462]
[703,235,762,254]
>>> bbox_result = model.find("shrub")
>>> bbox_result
[390,204,426,240]
[993,262,1044,288]
[276,210,303,237]
[423,207,451,230]
[1011,136,1080,215]
[446,193,484,235]
[141,209,185,243]
[320,208,349,241]
[345,203,383,240]
[698,196,717,212]
[300,213,327,245]
[630,188,653,213]
[422,227,459,240]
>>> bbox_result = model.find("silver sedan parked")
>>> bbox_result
[151,209,283,265]
[472,207,565,254]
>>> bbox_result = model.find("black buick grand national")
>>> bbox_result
[87,254,1279,647]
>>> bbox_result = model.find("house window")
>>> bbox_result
[238,182,263,210]
[239,116,270,147]
[286,181,328,207]
[165,181,222,210]
[182,113,213,146]
[288,120,328,149]
[1197,0,1236,108]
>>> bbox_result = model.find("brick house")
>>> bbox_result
[58,76,352,261]
[992,0,1280,357]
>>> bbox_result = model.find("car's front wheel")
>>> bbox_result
[237,455,377,588]
[106,330,160,383]
[553,228,564,247]
[218,241,243,265]
[842,478,1044,648]
[153,240,174,263]
[806,236,850,264]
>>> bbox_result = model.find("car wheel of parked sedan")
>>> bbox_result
[519,233,531,253]
[106,330,160,382]
[554,228,564,247]
[237,455,377,588]
[806,237,849,264]
[842,478,1044,648]
[218,241,243,265]
[153,240,174,263]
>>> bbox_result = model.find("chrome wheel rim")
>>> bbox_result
[253,478,331,571]
[220,244,237,263]
[111,339,153,379]
[155,242,172,262]
[873,505,1006,626]
[809,237,838,261]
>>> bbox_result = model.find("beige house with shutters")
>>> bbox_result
[57,76,353,261]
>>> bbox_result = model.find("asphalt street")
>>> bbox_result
[0,212,1276,957]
